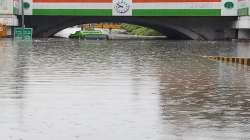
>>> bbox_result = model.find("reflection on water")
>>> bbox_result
[0,39,249,140]
[237,42,250,57]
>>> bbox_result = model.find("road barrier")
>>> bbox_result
[81,24,121,30]
[207,56,250,66]
[94,23,121,29]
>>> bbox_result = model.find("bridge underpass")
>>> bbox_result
[2,0,248,40]
[24,16,237,40]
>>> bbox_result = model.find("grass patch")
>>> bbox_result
[121,24,162,36]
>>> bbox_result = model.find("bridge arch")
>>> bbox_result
[24,15,237,40]
[25,16,210,40]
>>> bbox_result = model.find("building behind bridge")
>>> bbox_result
[0,0,19,37]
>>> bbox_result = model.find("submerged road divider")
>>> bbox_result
[204,56,250,66]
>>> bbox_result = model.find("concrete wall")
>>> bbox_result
[238,0,249,16]
[235,0,250,39]
[21,0,238,16]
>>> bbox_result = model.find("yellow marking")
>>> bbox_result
[247,59,250,66]
[94,23,121,29]
[235,58,239,64]
[225,57,228,62]
[208,56,213,60]
[240,58,244,64]
[206,56,250,66]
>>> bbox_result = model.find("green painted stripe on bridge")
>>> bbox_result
[238,8,249,16]
[132,9,221,16]
[33,9,112,16]
[33,9,220,16]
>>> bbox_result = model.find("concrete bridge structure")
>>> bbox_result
[1,0,250,40]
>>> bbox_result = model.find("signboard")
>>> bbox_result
[14,28,33,40]
[221,0,237,16]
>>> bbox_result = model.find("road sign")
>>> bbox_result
[14,27,32,40]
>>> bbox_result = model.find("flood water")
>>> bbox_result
[0,39,250,140]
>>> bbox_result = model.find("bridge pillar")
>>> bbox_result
[235,16,250,40]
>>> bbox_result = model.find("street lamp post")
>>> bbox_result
[21,0,25,40]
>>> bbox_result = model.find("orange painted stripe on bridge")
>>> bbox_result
[133,0,221,2]
[33,0,112,3]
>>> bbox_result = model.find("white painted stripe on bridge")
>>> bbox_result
[33,2,221,10]
[133,2,220,9]
[33,3,112,9]
[24,0,33,15]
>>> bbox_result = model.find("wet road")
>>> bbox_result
[0,39,250,140]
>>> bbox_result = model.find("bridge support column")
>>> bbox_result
[235,16,250,40]
[238,29,250,40]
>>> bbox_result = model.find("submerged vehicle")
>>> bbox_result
[69,30,109,40]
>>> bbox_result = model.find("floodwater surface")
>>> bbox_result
[0,39,250,140]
